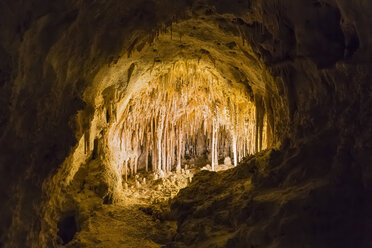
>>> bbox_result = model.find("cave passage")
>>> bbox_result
[1,0,371,247]
[109,61,267,181]
[62,59,270,247]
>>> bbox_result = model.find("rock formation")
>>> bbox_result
[0,0,371,247]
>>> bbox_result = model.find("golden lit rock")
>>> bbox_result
[0,1,371,247]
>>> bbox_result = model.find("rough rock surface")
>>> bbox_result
[0,0,371,247]
[170,147,366,247]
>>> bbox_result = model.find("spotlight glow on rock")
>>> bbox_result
[108,61,267,181]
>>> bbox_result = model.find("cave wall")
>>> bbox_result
[0,0,371,247]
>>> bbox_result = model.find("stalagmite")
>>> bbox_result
[130,157,134,176]
[145,142,149,172]
[134,156,138,174]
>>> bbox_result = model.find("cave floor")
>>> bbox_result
[68,163,233,248]
[75,202,165,248]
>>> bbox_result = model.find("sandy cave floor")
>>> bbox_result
[67,162,234,248]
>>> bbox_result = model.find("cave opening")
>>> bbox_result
[57,55,274,246]
[8,11,283,247]
[1,8,284,247]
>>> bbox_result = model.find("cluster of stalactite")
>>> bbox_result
[117,62,267,179]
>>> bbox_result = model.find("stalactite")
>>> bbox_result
[177,125,182,172]
[145,143,149,172]
[124,159,128,181]
[115,61,265,177]
[211,118,217,171]
[164,126,168,172]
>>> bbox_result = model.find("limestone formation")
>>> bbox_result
[0,0,371,247]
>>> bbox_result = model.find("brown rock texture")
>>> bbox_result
[0,0,371,247]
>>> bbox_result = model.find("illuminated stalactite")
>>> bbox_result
[113,61,268,179]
